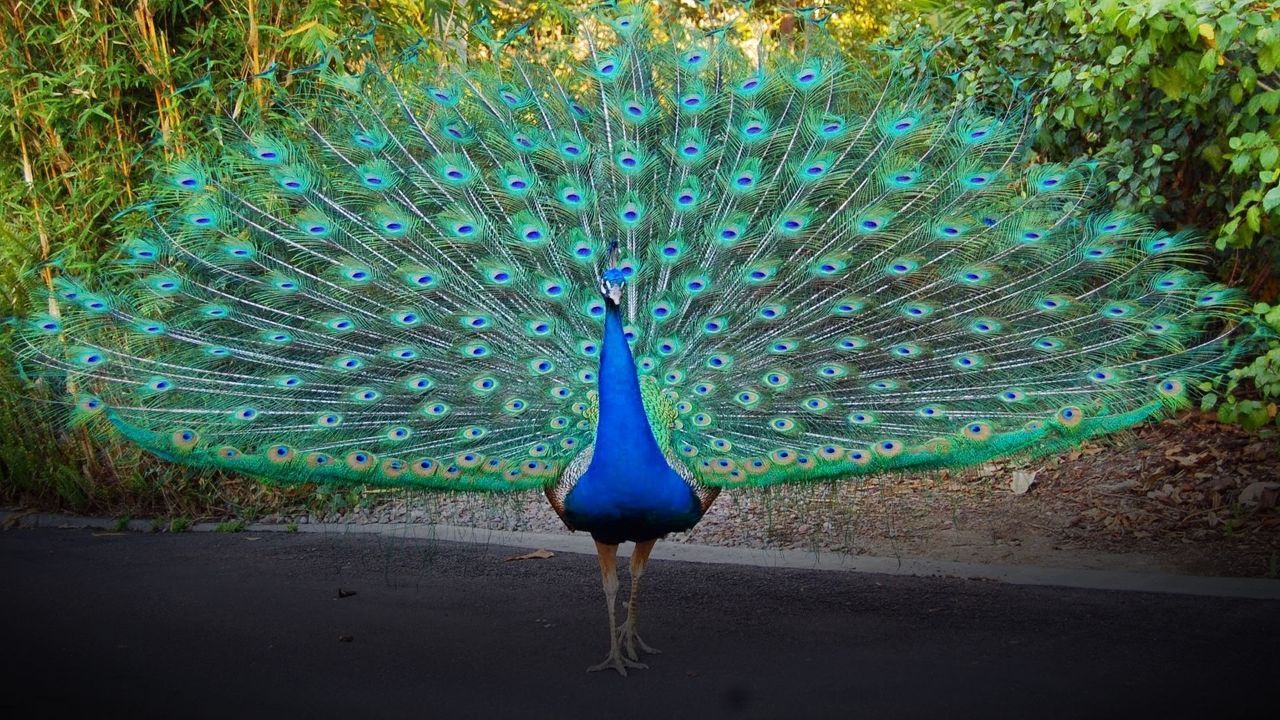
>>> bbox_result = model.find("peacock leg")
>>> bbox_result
[587,540,648,675]
[618,538,662,660]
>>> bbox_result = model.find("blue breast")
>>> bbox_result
[562,302,702,544]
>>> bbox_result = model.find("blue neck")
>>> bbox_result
[591,302,666,468]
[561,300,702,542]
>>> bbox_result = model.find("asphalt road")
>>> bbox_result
[2,527,1276,719]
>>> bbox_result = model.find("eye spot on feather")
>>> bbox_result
[876,440,903,457]
[706,354,732,370]
[886,259,917,275]
[817,363,849,379]
[970,319,1000,334]
[169,428,199,448]
[760,304,787,319]
[1033,337,1065,351]
[1089,369,1115,383]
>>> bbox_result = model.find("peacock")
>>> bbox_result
[12,2,1255,675]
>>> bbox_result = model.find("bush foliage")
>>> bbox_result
[886,0,1280,427]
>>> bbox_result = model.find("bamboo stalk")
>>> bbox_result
[132,0,182,158]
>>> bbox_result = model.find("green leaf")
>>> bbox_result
[1264,185,1280,213]
[1262,146,1279,170]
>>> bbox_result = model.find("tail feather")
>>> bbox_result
[13,5,1251,491]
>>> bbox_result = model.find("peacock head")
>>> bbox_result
[600,267,626,306]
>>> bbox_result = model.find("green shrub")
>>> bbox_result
[889,0,1280,426]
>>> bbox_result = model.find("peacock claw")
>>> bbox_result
[587,649,649,676]
[617,620,661,660]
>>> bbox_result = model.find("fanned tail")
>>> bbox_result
[11,3,1256,492]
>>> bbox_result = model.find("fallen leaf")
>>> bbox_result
[506,549,555,561]
[1239,482,1280,507]
[1010,470,1038,495]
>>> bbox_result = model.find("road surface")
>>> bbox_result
[2,527,1276,719]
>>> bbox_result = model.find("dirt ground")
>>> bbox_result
[677,412,1280,577]
[298,412,1280,578]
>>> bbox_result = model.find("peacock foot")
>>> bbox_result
[617,619,662,660]
[587,646,649,676]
